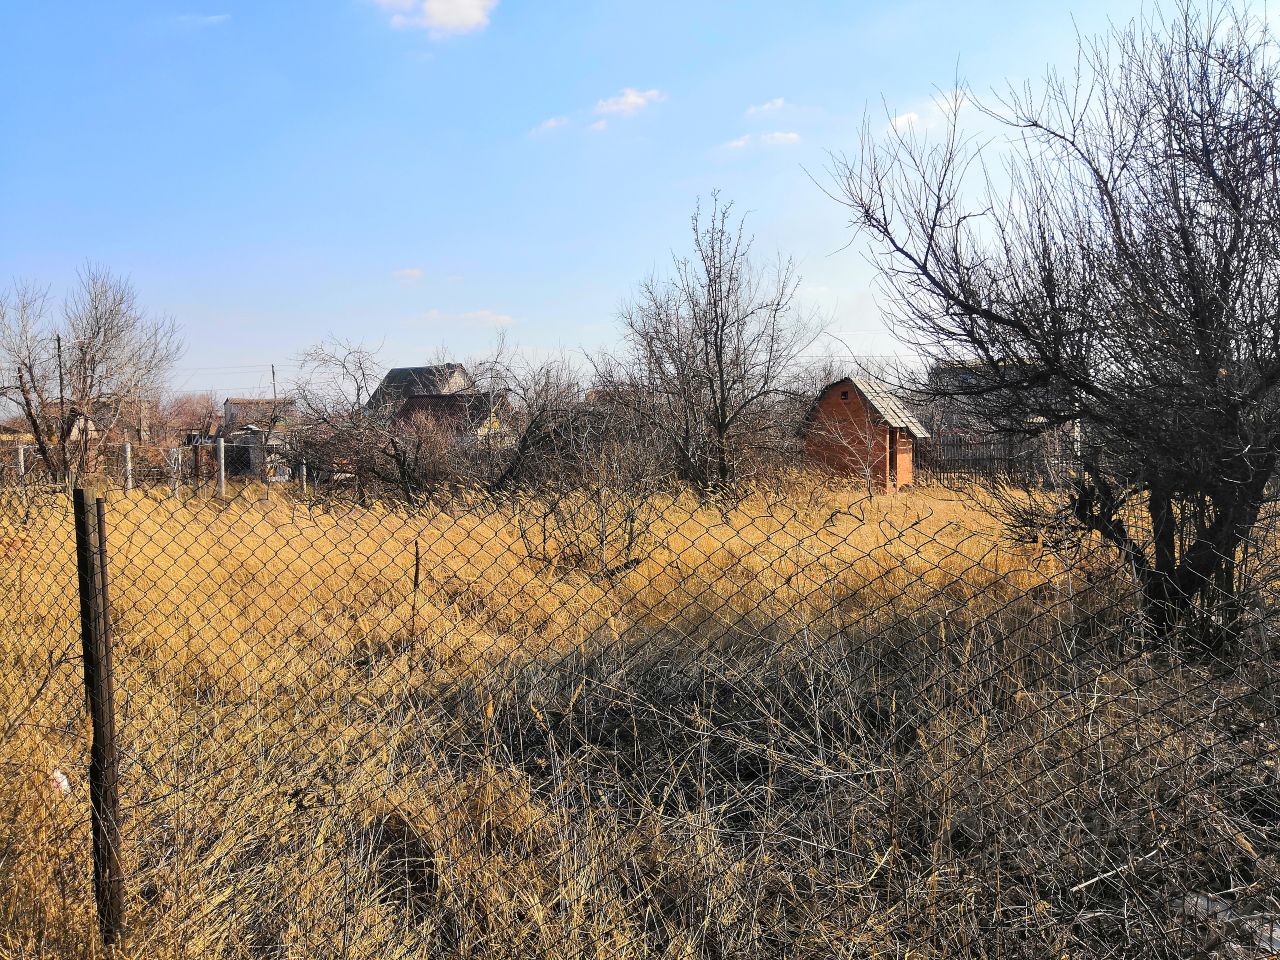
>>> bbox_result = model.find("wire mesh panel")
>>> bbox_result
[0,483,98,953]
[0,467,1277,958]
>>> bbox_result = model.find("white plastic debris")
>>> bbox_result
[48,769,71,796]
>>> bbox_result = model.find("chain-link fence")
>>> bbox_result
[0,441,299,493]
[1,466,1278,958]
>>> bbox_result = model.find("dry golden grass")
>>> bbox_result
[0,479,1275,958]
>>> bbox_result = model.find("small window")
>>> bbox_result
[840,390,849,401]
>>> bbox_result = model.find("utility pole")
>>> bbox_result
[56,334,67,482]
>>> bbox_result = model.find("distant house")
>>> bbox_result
[802,378,930,493]
[918,359,1081,482]
[106,394,154,444]
[369,364,509,443]
[919,359,1004,439]
[61,408,101,447]
[219,397,297,479]
[182,418,222,447]
[367,364,474,410]
[397,392,508,439]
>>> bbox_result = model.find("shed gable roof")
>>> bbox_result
[807,378,931,440]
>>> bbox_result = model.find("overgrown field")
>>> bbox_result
[0,480,1277,958]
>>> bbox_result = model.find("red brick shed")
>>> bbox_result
[802,378,930,493]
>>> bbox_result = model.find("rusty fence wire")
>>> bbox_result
[0,464,1278,959]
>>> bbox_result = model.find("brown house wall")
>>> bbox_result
[803,384,915,493]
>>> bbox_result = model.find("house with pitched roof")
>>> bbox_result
[801,377,930,493]
[368,364,508,442]
[367,364,474,411]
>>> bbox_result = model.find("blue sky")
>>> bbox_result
[0,0,1148,397]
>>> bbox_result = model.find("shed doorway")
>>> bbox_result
[888,427,899,488]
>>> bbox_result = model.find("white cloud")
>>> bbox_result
[175,13,230,26]
[747,97,785,115]
[761,131,800,145]
[423,308,513,327]
[888,111,921,131]
[886,91,971,133]
[393,268,425,282]
[723,135,751,149]
[372,0,497,37]
[588,119,609,132]
[531,116,569,135]
[594,87,665,116]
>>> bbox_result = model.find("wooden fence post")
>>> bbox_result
[73,487,125,948]
[16,444,25,478]
[122,442,133,493]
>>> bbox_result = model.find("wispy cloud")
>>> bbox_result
[372,0,498,37]
[746,97,785,115]
[531,116,569,135]
[761,131,800,145]
[594,88,665,116]
[723,135,751,149]
[535,86,664,138]
[393,268,425,282]
[886,90,970,132]
[424,308,514,327]
[174,13,230,27]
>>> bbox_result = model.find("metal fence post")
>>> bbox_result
[216,438,226,499]
[122,442,133,493]
[72,487,125,948]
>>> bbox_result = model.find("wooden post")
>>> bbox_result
[16,444,25,478]
[216,438,226,499]
[300,460,308,496]
[122,442,133,493]
[72,487,125,948]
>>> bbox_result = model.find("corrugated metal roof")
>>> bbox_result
[850,378,931,439]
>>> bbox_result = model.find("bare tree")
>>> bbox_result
[0,267,182,482]
[294,338,423,504]
[293,337,509,505]
[152,390,221,444]
[620,194,817,492]
[832,3,1280,644]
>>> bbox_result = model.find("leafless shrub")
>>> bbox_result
[495,358,670,579]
